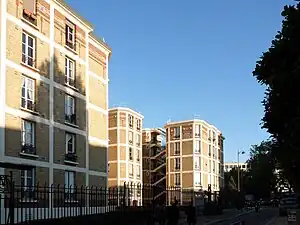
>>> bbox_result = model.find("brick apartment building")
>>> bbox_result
[0,0,111,188]
[165,119,224,195]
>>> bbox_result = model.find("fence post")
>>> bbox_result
[9,171,14,225]
[122,182,126,209]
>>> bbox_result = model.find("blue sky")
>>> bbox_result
[66,0,293,162]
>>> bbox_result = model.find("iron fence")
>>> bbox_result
[0,180,210,225]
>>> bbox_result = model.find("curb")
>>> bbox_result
[204,209,254,225]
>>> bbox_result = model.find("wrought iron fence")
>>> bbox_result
[0,178,208,225]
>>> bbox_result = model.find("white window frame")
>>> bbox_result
[21,76,35,110]
[65,57,75,85]
[174,127,180,138]
[65,132,75,154]
[174,142,180,155]
[195,125,200,137]
[175,173,180,186]
[128,131,133,144]
[65,95,75,116]
[194,172,201,186]
[64,171,75,193]
[21,168,35,190]
[129,147,133,161]
[136,149,140,162]
[195,141,200,153]
[136,165,140,179]
[174,158,180,170]
[129,164,133,178]
[194,157,200,170]
[22,32,35,67]
[136,134,141,147]
[129,115,133,128]
[21,120,35,147]
[136,119,141,131]
[66,22,75,46]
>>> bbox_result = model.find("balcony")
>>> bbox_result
[21,100,37,114]
[65,114,76,125]
[20,144,38,158]
[65,76,76,88]
[64,152,78,165]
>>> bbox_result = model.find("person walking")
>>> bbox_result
[167,200,180,225]
[185,201,196,225]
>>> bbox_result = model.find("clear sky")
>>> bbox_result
[66,0,293,162]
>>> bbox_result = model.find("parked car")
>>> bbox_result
[278,197,297,216]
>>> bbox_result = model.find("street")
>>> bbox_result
[215,208,278,225]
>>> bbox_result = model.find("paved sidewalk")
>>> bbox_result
[178,208,253,225]
[267,217,287,225]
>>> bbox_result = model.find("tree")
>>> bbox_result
[244,141,277,199]
[253,2,300,191]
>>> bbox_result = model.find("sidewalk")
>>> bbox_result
[178,208,253,225]
[267,217,287,225]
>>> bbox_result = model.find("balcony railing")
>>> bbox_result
[21,144,36,155]
[65,152,77,162]
[65,114,76,124]
[21,100,36,112]
[65,76,76,87]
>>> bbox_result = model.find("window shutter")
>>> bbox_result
[23,0,36,14]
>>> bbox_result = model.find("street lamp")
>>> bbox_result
[237,150,245,192]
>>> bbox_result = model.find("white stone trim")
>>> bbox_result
[87,103,108,115]
[0,0,7,162]
[4,156,107,177]
[88,136,108,147]
[89,71,108,85]
[88,37,111,57]
[85,32,90,187]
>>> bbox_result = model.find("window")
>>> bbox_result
[209,161,211,173]
[208,145,211,156]
[136,119,141,131]
[23,0,37,25]
[175,173,180,186]
[208,131,212,141]
[65,57,75,87]
[21,120,35,154]
[22,32,35,67]
[65,95,76,124]
[129,147,133,161]
[195,157,200,170]
[129,164,133,178]
[174,142,180,155]
[175,158,180,170]
[128,131,133,144]
[65,20,75,50]
[136,134,141,147]
[21,168,35,190]
[136,165,140,179]
[174,127,180,138]
[65,133,75,154]
[194,172,201,186]
[195,141,200,153]
[64,171,75,199]
[136,149,140,162]
[213,161,216,173]
[21,76,35,111]
[129,115,133,128]
[195,125,200,137]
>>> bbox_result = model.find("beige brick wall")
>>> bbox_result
[89,144,107,172]
[88,109,107,140]
[108,112,117,128]
[182,173,193,188]
[109,146,117,161]
[53,127,86,168]
[89,76,107,109]
[109,129,117,144]
[5,113,50,161]
[108,162,117,179]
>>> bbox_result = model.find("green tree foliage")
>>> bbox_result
[245,141,277,199]
[253,2,300,190]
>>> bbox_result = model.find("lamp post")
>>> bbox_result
[237,150,245,192]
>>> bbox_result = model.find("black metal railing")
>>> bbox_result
[65,114,76,124]
[65,152,77,162]
[21,144,36,155]
[0,182,211,225]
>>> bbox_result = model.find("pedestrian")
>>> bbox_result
[185,201,196,225]
[157,202,166,225]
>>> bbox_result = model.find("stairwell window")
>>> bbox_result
[174,127,180,139]
[128,131,133,145]
[174,142,180,155]
[21,76,35,111]
[129,164,133,178]
[174,158,180,170]
[129,147,133,161]
[22,32,36,67]
[65,57,75,87]
[136,165,141,179]
[195,125,200,137]
[175,173,180,186]
[195,141,200,153]
[65,95,76,124]
[21,120,36,155]
[194,157,200,170]
[194,172,201,186]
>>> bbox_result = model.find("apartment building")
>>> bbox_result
[224,162,249,172]
[142,128,166,203]
[0,0,111,189]
[165,119,224,196]
[108,107,143,190]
